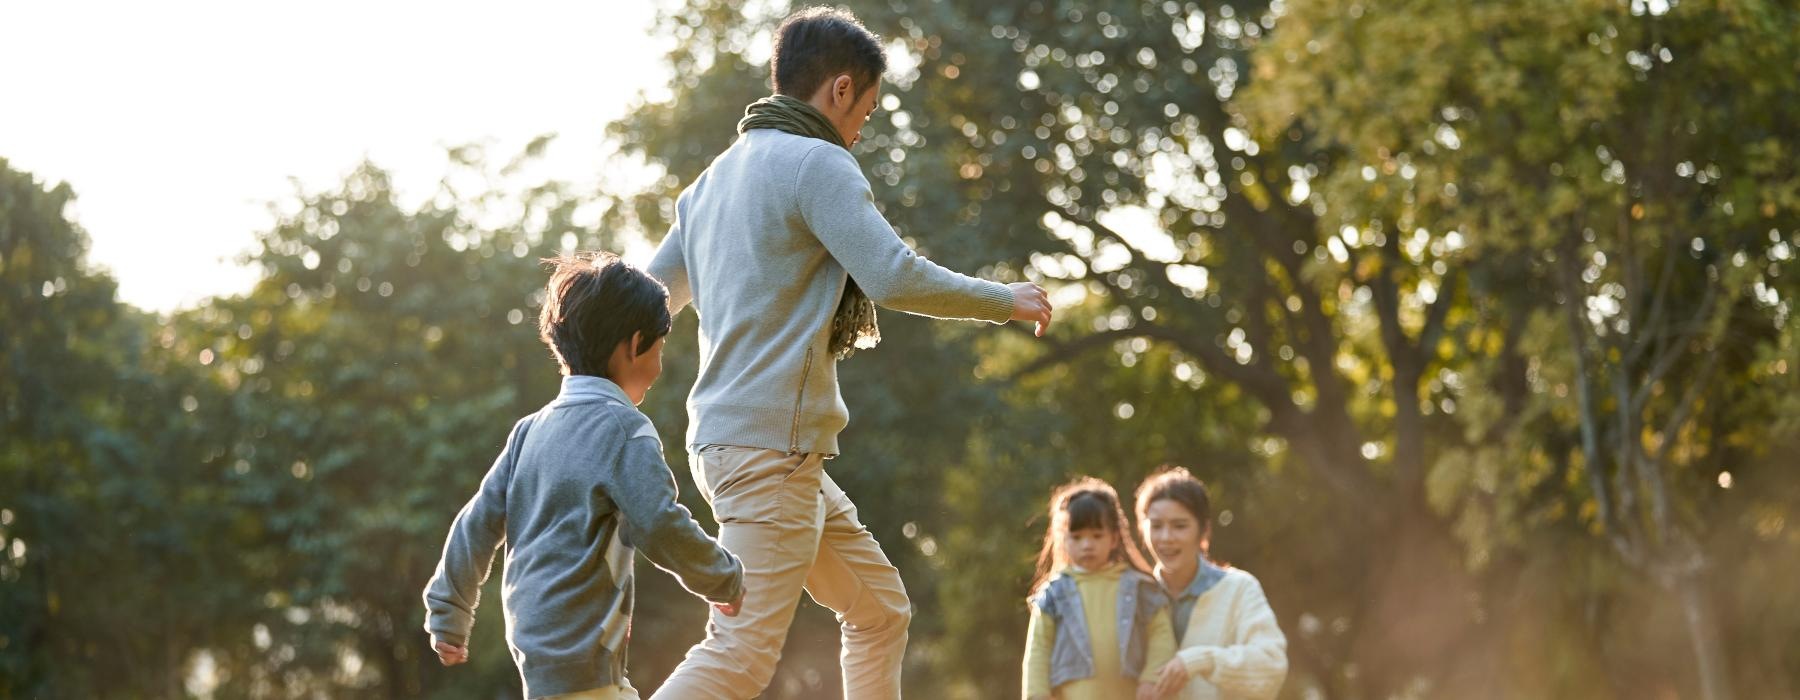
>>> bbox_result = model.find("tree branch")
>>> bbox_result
[1419,265,1462,364]
[1653,341,1721,468]
[1633,278,1719,416]
[1003,327,1143,381]
[1558,237,1618,537]
[1625,229,1682,367]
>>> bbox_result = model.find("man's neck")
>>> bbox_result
[799,91,848,145]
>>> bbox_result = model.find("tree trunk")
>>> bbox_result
[1675,570,1735,700]
[1350,503,1478,697]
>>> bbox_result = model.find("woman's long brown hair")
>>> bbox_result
[1133,465,1215,561]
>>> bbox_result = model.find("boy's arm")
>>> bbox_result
[609,426,743,605]
[796,144,1018,323]
[1022,598,1056,700]
[421,417,529,649]
[646,200,693,315]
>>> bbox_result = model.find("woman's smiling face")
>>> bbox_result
[1142,498,1205,568]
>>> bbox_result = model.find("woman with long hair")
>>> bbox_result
[1135,467,1287,699]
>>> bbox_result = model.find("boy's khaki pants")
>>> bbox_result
[654,446,911,699]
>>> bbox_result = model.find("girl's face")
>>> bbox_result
[1063,525,1118,571]
[1143,498,1206,570]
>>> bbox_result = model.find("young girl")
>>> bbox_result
[1023,477,1175,700]
[1135,467,1287,700]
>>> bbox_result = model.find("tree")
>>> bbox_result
[1241,0,1800,696]
[0,160,268,697]
[175,151,604,696]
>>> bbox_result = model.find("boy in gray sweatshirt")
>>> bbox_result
[422,252,744,700]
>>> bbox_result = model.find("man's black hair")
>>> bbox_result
[537,252,671,378]
[771,7,887,99]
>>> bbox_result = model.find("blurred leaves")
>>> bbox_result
[4,0,1800,698]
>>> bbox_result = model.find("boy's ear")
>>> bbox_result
[628,331,645,358]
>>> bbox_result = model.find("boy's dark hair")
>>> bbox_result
[537,252,671,378]
[771,7,887,100]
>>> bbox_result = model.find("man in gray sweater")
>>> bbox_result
[647,8,1053,698]
[423,253,745,699]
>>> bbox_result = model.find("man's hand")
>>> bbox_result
[1009,282,1053,337]
[1152,657,1191,697]
[434,640,469,667]
[714,590,745,617]
[1137,680,1161,700]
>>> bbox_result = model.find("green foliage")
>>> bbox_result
[0,160,271,697]
[5,0,1800,697]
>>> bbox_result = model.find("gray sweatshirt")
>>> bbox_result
[648,128,1016,455]
[422,376,742,698]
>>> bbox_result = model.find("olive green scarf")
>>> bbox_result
[739,94,881,360]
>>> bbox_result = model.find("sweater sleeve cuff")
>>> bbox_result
[425,608,474,648]
[707,556,746,605]
[1179,646,1216,678]
[428,625,469,648]
[974,281,1015,324]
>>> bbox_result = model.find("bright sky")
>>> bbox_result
[0,1,675,313]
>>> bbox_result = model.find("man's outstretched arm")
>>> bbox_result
[796,144,1052,334]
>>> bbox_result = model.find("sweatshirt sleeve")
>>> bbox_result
[1176,574,1288,699]
[1140,605,1177,683]
[421,417,529,648]
[1022,598,1056,700]
[646,198,693,315]
[609,427,743,605]
[794,144,1016,323]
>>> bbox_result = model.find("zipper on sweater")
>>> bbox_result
[788,346,814,455]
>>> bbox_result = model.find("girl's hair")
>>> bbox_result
[1028,476,1153,595]
[1133,465,1214,557]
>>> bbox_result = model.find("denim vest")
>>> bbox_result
[1033,567,1171,688]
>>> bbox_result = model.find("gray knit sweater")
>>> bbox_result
[648,129,1015,455]
[422,376,742,698]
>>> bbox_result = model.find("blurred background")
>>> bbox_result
[3,0,1798,698]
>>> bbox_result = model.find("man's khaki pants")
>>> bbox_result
[653,446,911,699]
[543,680,638,700]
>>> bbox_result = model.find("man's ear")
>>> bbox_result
[627,331,645,358]
[833,74,854,107]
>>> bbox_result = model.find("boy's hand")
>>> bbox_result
[1152,657,1190,697]
[434,641,468,666]
[714,590,745,617]
[1136,680,1161,700]
[1008,282,1053,337]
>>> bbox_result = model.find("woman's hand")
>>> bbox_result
[1152,657,1191,697]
